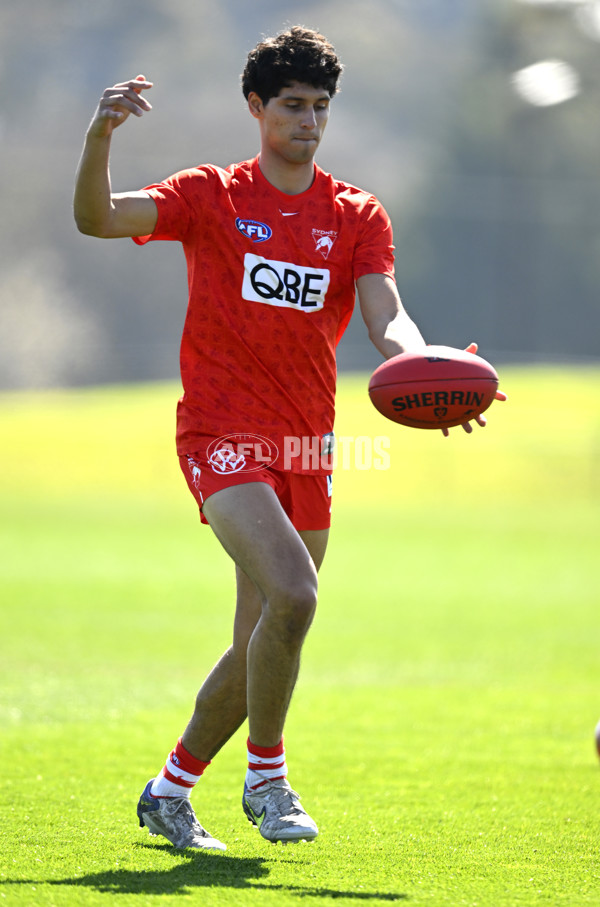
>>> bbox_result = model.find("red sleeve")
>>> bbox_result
[132,168,208,245]
[352,196,395,281]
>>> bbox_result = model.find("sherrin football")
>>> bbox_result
[368,345,499,429]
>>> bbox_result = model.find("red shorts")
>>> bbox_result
[179,442,332,531]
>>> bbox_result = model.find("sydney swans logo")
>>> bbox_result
[312,229,337,259]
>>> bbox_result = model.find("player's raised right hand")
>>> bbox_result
[88,75,153,138]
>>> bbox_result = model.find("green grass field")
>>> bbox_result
[1,368,599,906]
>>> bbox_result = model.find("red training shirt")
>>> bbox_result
[133,156,394,473]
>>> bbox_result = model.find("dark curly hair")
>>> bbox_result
[241,26,343,104]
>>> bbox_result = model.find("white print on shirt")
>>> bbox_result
[241,253,330,311]
[312,229,338,260]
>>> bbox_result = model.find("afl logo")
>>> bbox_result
[207,433,279,473]
[236,218,272,243]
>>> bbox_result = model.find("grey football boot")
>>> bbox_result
[242,777,318,843]
[137,779,226,851]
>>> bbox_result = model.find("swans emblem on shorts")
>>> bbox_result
[208,446,247,474]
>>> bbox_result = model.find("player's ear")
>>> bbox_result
[247,92,265,119]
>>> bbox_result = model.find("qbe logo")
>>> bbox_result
[241,253,329,311]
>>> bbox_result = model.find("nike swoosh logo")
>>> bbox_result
[280,211,299,217]
[246,801,266,827]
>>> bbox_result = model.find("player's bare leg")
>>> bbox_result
[201,483,327,747]
[201,482,327,842]
[181,566,262,761]
[182,524,328,761]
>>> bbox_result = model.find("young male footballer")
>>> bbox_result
[74,26,501,850]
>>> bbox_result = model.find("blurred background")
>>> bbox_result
[1,0,599,389]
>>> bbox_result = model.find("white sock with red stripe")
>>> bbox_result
[245,736,287,790]
[150,738,210,799]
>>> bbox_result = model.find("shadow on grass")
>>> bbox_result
[6,843,407,901]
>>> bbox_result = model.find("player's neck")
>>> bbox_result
[257,151,316,196]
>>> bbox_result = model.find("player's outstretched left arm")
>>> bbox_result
[357,275,507,435]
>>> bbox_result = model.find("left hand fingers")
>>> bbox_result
[441,413,485,437]
[440,344,505,436]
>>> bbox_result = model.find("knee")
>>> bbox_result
[269,575,318,639]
